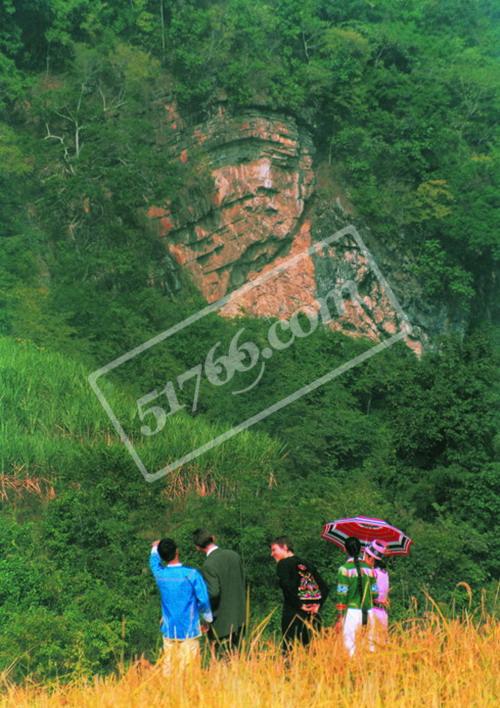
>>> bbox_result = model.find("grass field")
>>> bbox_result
[0,336,284,486]
[2,615,498,707]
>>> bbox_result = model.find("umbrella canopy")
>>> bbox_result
[321,515,412,556]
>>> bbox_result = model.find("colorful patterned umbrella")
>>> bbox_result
[321,515,412,556]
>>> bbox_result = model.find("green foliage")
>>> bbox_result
[1,322,498,680]
[0,0,498,684]
[0,336,285,679]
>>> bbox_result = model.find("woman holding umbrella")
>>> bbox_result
[335,537,379,657]
[323,516,411,655]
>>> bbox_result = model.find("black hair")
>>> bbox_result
[345,536,361,558]
[270,536,294,552]
[375,559,387,570]
[344,537,367,624]
[354,553,367,624]
[192,528,214,549]
[158,538,177,563]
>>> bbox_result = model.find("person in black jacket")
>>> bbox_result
[270,536,329,651]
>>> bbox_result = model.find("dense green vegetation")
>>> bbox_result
[2,0,499,322]
[1,328,498,681]
[0,336,283,678]
[0,0,498,683]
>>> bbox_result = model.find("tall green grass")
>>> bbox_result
[0,336,284,483]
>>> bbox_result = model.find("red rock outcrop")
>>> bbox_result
[148,108,314,303]
[148,105,423,353]
[220,220,421,352]
[220,219,318,320]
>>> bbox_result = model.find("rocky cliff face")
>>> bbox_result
[148,107,314,303]
[147,105,463,354]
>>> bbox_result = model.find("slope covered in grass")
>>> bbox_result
[0,336,284,680]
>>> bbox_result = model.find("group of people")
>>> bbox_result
[149,529,390,674]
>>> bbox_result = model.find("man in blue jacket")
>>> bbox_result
[150,538,213,675]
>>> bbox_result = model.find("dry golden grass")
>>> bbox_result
[2,617,498,708]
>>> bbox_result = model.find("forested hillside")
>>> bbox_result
[0,0,499,682]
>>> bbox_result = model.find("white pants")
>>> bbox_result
[343,608,376,657]
[162,637,200,676]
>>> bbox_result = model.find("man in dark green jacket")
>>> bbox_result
[193,528,246,653]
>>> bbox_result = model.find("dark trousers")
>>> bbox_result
[208,625,244,657]
[281,611,321,652]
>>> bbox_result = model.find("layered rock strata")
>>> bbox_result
[148,108,314,304]
[148,106,423,353]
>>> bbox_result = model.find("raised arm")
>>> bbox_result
[149,543,163,578]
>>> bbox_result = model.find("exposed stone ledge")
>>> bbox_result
[147,105,430,354]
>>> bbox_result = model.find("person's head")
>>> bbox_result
[344,536,361,559]
[364,539,387,567]
[157,538,179,564]
[270,536,295,562]
[192,528,216,552]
